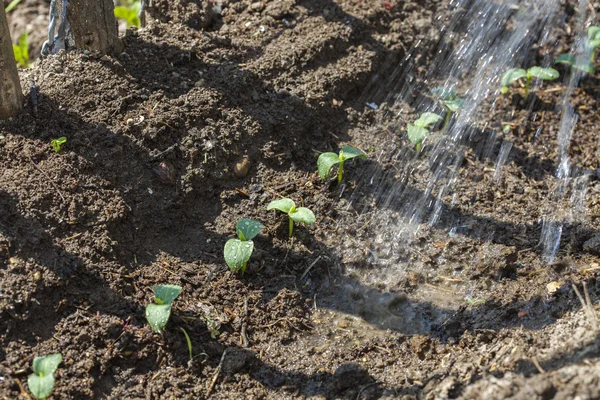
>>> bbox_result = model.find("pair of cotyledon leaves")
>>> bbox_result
[145,284,182,333]
[28,353,62,399]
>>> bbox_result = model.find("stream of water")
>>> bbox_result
[332,0,594,332]
[355,0,594,264]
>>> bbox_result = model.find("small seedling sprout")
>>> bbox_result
[12,32,30,68]
[317,145,366,184]
[145,284,182,333]
[27,353,62,400]
[500,66,559,97]
[267,198,315,238]
[205,315,221,339]
[51,137,67,153]
[114,0,141,28]
[224,218,263,273]
[179,327,193,361]
[554,53,595,74]
[431,87,464,129]
[406,112,443,152]
[555,26,600,74]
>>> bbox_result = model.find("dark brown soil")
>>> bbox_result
[2,0,600,399]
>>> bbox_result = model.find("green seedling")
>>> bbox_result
[431,87,464,130]
[51,137,67,153]
[554,53,595,74]
[406,112,443,152]
[179,327,193,361]
[500,66,559,97]
[465,297,486,306]
[224,218,263,273]
[27,353,62,400]
[317,145,366,184]
[13,32,31,68]
[555,26,600,74]
[114,5,141,28]
[145,284,182,333]
[267,198,315,238]
[205,315,221,339]
[5,0,23,13]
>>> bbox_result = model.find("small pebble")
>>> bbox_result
[234,157,251,178]
[153,161,176,184]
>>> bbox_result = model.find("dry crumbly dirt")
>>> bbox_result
[2,0,600,399]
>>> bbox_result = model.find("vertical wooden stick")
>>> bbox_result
[0,6,23,119]
[67,0,122,55]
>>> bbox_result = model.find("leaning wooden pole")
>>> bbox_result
[0,5,23,119]
[67,0,122,55]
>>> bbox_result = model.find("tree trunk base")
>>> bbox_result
[0,6,23,119]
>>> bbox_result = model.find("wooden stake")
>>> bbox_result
[0,5,23,119]
[67,0,123,55]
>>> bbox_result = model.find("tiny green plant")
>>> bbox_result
[267,198,315,238]
[224,218,263,273]
[51,137,67,153]
[555,26,600,74]
[431,87,464,130]
[27,353,62,400]
[205,315,221,339]
[12,32,31,68]
[114,2,141,28]
[406,112,443,152]
[317,145,366,184]
[554,53,595,74]
[179,327,193,361]
[500,66,559,98]
[465,297,486,306]
[145,284,182,333]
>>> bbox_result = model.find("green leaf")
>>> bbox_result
[114,6,141,28]
[32,354,62,376]
[18,32,28,63]
[267,198,296,214]
[431,86,457,100]
[236,218,263,241]
[574,62,596,74]
[317,152,341,179]
[28,373,55,399]
[589,26,600,41]
[154,284,182,305]
[444,98,464,112]
[51,137,67,153]
[5,0,22,13]
[289,207,315,225]
[527,66,559,80]
[500,68,527,86]
[414,112,442,128]
[179,327,193,361]
[587,39,600,51]
[339,145,366,161]
[407,124,429,146]
[145,303,172,332]
[12,32,29,68]
[224,238,253,271]
[554,53,575,65]
[28,353,61,400]
[12,44,22,65]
